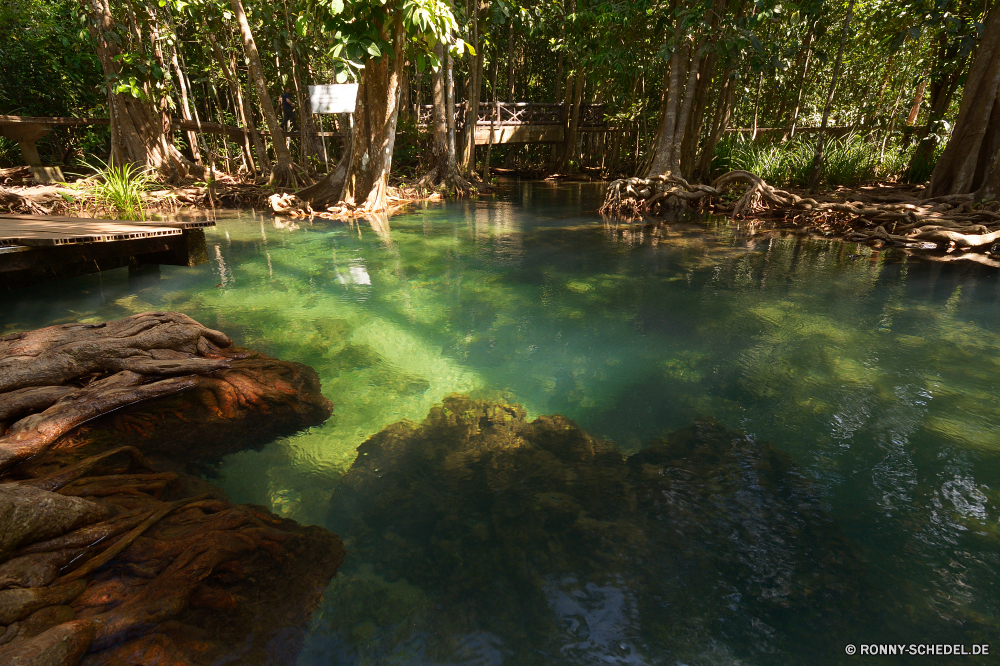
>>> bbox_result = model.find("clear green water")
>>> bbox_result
[3,182,1000,664]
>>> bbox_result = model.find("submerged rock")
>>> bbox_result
[320,395,860,664]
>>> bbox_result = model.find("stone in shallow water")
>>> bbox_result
[321,395,862,664]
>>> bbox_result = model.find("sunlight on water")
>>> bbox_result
[2,181,1000,664]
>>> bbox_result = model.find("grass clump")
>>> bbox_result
[712,132,914,189]
[84,158,154,220]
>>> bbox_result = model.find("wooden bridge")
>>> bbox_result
[415,102,609,145]
[0,214,213,290]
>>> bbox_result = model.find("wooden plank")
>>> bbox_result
[474,125,565,145]
[0,215,216,231]
[0,219,181,247]
[0,116,109,127]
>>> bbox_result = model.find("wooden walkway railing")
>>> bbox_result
[414,102,608,129]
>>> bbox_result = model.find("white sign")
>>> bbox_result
[309,84,358,114]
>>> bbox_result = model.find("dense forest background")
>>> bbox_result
[0,0,996,193]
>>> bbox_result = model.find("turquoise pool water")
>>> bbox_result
[2,182,999,664]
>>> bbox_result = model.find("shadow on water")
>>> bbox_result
[301,395,998,666]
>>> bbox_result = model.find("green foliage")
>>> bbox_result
[0,0,102,117]
[390,114,430,177]
[713,132,914,188]
[84,159,155,220]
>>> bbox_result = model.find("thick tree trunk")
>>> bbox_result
[81,0,197,179]
[229,0,298,185]
[646,24,687,177]
[417,43,471,193]
[927,4,1000,197]
[341,11,405,211]
[669,44,704,176]
[420,43,449,184]
[808,0,854,193]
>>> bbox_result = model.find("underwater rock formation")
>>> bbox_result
[0,313,343,665]
[322,395,860,664]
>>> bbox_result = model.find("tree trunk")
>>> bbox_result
[906,79,927,126]
[808,0,854,193]
[905,50,968,182]
[81,0,195,179]
[556,72,585,172]
[751,69,763,141]
[681,50,717,178]
[417,43,449,186]
[208,33,265,176]
[927,3,1000,197]
[229,0,298,185]
[646,24,686,177]
[166,25,201,165]
[695,67,735,181]
[460,0,485,177]
[787,30,814,139]
[416,43,471,192]
[669,43,704,176]
[505,20,516,100]
[341,10,405,211]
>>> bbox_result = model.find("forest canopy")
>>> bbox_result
[1,0,997,206]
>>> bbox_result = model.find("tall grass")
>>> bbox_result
[712,132,917,189]
[85,159,154,220]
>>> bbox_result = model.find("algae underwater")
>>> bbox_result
[2,181,999,665]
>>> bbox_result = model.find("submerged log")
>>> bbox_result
[0,313,343,665]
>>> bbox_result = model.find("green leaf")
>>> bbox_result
[336,69,349,83]
[329,0,344,14]
[365,41,382,57]
[296,14,308,37]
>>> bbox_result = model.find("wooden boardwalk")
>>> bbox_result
[0,215,214,290]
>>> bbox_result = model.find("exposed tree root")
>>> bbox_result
[0,187,59,215]
[601,170,1000,254]
[0,313,343,666]
[415,165,477,198]
[0,311,335,473]
[267,160,309,189]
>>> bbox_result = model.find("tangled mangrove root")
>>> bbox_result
[0,312,333,473]
[0,448,344,665]
[0,187,59,215]
[0,313,342,665]
[414,166,477,198]
[602,170,1000,252]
